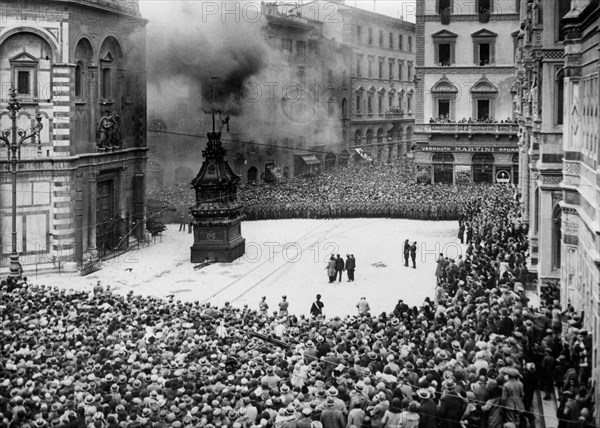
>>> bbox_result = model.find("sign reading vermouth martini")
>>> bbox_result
[419,146,518,153]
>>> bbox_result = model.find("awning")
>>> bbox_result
[301,155,321,165]
[354,148,373,162]
[265,165,284,181]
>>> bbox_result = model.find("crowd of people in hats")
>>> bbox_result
[0,184,596,428]
[149,160,498,225]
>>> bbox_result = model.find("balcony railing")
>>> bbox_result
[421,123,519,139]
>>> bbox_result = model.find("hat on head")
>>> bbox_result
[416,389,431,400]
[327,387,338,397]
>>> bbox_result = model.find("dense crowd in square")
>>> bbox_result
[1,180,595,428]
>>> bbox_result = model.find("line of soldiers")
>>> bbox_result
[243,202,462,221]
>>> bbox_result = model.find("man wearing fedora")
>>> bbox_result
[279,296,289,317]
[438,379,466,428]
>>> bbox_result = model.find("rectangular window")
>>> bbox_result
[389,62,394,79]
[296,40,306,57]
[368,59,373,78]
[389,32,394,48]
[379,61,384,79]
[281,38,292,53]
[356,95,362,114]
[439,100,450,117]
[368,28,373,44]
[438,0,451,13]
[389,94,394,109]
[378,96,383,114]
[407,93,412,112]
[556,71,564,125]
[379,30,384,46]
[356,57,362,76]
[439,44,451,65]
[477,99,490,120]
[399,34,403,50]
[357,25,362,43]
[408,36,413,51]
[75,65,82,97]
[479,43,490,65]
[17,70,30,95]
[102,68,111,99]
[308,40,318,54]
[398,62,404,80]
[367,95,373,114]
[407,62,413,80]
[478,0,491,13]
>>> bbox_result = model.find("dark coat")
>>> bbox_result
[335,257,345,271]
[346,257,355,270]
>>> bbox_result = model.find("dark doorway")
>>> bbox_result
[96,179,119,258]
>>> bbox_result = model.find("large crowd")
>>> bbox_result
[1,183,596,428]
[148,161,504,223]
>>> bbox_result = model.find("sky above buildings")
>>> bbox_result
[139,1,417,23]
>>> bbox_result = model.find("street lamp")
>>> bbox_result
[0,89,44,278]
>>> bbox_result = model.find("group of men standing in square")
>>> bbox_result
[403,239,418,268]
[325,254,356,283]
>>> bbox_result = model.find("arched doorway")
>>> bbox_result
[339,150,350,167]
[472,153,494,183]
[552,206,562,271]
[247,166,258,183]
[433,153,454,184]
[324,152,336,169]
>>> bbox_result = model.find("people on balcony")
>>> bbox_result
[429,114,518,124]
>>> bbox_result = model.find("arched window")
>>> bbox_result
[405,126,413,143]
[433,153,455,184]
[247,167,258,183]
[99,36,124,102]
[472,153,495,183]
[377,128,384,143]
[2,32,54,102]
[366,129,373,144]
[552,206,562,270]
[556,68,564,125]
[354,129,363,146]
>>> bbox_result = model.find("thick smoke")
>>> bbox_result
[141,0,345,150]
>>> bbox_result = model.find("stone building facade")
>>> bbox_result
[296,0,417,165]
[414,0,520,185]
[514,0,570,298]
[0,0,147,271]
[560,1,600,416]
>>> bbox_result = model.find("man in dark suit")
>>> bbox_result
[345,254,355,282]
[403,239,411,267]
[335,254,345,282]
[410,241,417,269]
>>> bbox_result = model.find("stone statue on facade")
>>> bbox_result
[97,110,121,150]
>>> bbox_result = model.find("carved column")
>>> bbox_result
[88,170,99,259]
